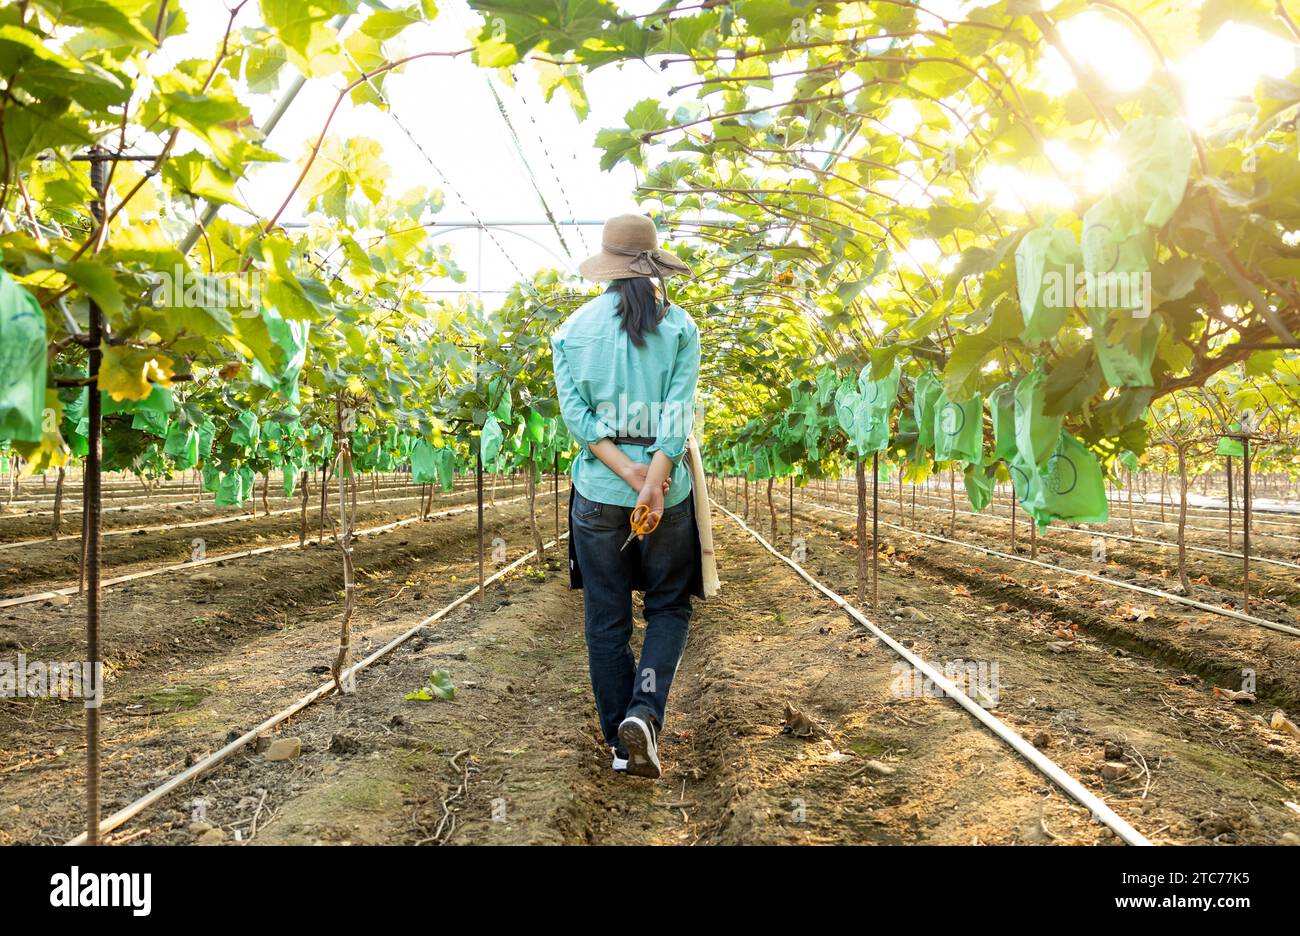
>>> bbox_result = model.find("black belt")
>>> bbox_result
[613,436,656,446]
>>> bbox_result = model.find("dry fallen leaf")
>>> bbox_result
[1270,711,1300,738]
[1213,687,1256,704]
[782,702,827,739]
[1121,606,1156,622]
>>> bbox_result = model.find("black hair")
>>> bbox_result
[606,277,665,348]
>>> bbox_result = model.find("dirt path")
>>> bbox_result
[4,507,1178,847]
[6,497,1298,846]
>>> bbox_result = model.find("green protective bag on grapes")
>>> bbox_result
[214,470,245,507]
[525,408,546,445]
[1013,366,1062,468]
[411,439,437,484]
[202,463,220,493]
[231,410,260,448]
[833,376,859,433]
[0,271,46,443]
[1015,224,1081,345]
[479,415,503,469]
[1081,196,1160,388]
[1113,115,1194,229]
[197,415,216,459]
[250,306,309,404]
[932,392,983,464]
[1216,432,1244,457]
[913,371,942,452]
[282,463,298,498]
[815,366,838,406]
[164,422,199,469]
[132,407,170,438]
[858,364,900,421]
[856,364,900,455]
[63,389,88,457]
[434,445,456,492]
[989,383,1017,461]
[964,462,994,512]
[1008,454,1041,514]
[1020,431,1109,528]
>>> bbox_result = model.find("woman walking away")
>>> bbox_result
[552,213,703,779]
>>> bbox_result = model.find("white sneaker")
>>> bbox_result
[611,747,629,773]
[617,714,661,779]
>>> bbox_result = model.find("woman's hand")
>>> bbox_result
[622,460,649,491]
[622,460,672,496]
[635,477,666,538]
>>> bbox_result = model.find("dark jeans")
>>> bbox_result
[570,490,696,750]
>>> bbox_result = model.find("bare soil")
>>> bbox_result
[3,489,1297,846]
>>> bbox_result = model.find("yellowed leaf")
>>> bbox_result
[99,346,173,402]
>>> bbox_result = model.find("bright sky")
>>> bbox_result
[160,1,1297,306]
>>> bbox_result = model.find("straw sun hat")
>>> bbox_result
[578,213,692,282]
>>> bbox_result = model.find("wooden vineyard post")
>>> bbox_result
[855,458,867,604]
[1030,516,1037,561]
[553,451,560,541]
[1242,436,1252,616]
[319,462,329,540]
[299,469,309,545]
[331,404,356,695]
[949,465,956,535]
[788,476,794,546]
[1176,444,1191,595]
[476,445,486,604]
[52,466,65,541]
[526,443,543,559]
[1010,485,1017,551]
[79,487,89,595]
[83,150,109,845]
[871,452,880,616]
[1127,469,1134,536]
[767,476,777,541]
[1226,455,1233,550]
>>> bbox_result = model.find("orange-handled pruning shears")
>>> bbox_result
[620,504,661,551]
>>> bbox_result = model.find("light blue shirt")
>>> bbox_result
[551,290,700,509]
